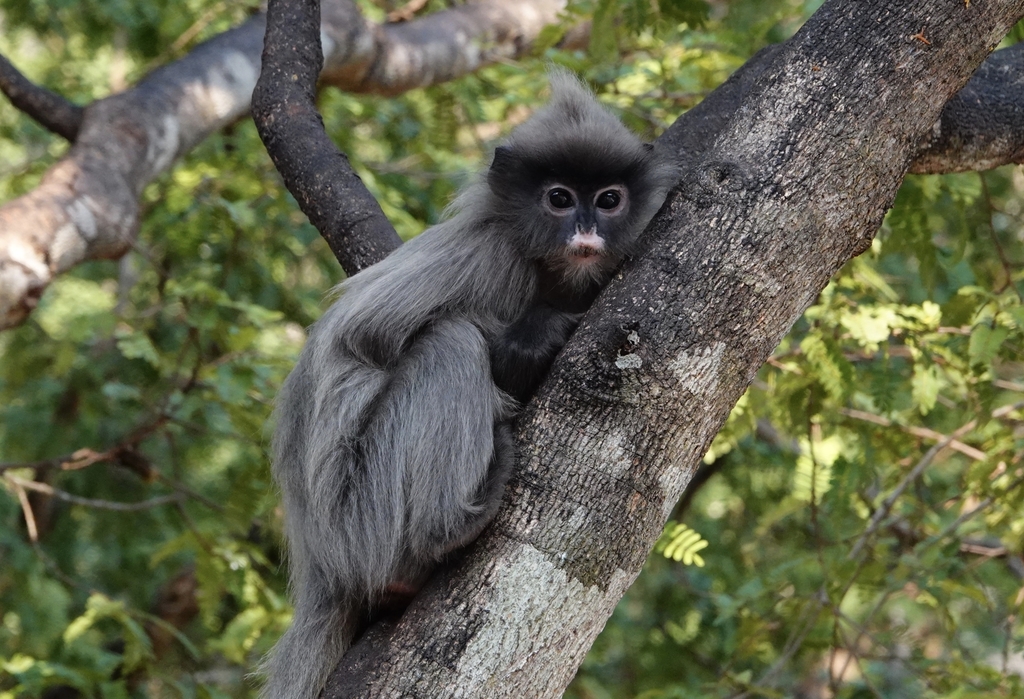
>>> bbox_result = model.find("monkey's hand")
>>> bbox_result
[490,303,582,404]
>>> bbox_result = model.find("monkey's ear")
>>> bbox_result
[490,146,516,174]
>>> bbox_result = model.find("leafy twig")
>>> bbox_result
[849,420,975,559]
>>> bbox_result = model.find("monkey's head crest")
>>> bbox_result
[485,69,677,285]
[494,69,651,179]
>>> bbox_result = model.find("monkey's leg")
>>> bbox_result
[433,421,515,554]
[365,318,514,567]
[378,423,514,614]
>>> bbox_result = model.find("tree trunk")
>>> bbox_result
[322,1,1024,696]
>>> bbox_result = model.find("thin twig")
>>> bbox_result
[32,541,95,592]
[174,500,218,556]
[4,474,182,512]
[918,473,1024,550]
[140,0,230,75]
[831,590,893,684]
[13,481,38,542]
[849,419,976,559]
[731,588,829,698]
[0,458,63,474]
[156,473,226,513]
[1004,586,1024,673]
[831,604,941,694]
[840,408,986,461]
[979,173,1024,301]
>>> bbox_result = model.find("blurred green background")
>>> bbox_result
[2,0,1024,696]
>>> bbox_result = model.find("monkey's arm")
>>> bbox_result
[490,303,582,404]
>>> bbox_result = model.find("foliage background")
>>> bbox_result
[2,0,1024,697]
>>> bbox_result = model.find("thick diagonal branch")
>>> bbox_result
[322,1,1024,696]
[0,0,567,330]
[661,40,1024,175]
[911,40,1024,174]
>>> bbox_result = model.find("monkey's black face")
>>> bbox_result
[538,181,631,280]
[488,144,659,287]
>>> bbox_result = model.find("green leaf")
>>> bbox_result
[658,0,709,27]
[792,435,840,504]
[841,305,897,349]
[114,328,161,368]
[532,24,566,55]
[967,324,1008,367]
[34,278,116,342]
[911,363,941,415]
[800,334,853,401]
[1008,305,1024,331]
[656,522,709,566]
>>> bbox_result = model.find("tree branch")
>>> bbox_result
[0,53,84,141]
[910,40,1024,174]
[0,14,269,330]
[3,473,183,512]
[661,40,1024,175]
[318,0,567,95]
[0,0,567,330]
[253,0,401,276]
[322,1,1024,695]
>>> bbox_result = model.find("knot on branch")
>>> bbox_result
[679,159,750,208]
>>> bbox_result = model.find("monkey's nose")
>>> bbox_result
[569,225,605,253]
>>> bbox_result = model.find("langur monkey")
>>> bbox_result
[263,70,676,699]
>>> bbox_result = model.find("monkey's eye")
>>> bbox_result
[547,188,575,209]
[596,190,622,210]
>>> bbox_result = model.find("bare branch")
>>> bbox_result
[0,53,84,141]
[4,473,182,512]
[921,473,1024,551]
[911,42,1024,174]
[319,0,566,95]
[253,0,401,275]
[0,14,268,330]
[849,419,976,560]
[840,407,986,461]
[0,0,567,330]
[12,479,39,542]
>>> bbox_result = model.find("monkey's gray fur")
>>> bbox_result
[262,70,677,699]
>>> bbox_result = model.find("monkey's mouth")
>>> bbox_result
[566,245,604,259]
[567,227,606,259]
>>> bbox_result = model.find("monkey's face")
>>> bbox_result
[488,144,661,287]
[536,181,632,283]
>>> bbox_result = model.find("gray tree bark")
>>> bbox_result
[319,1,1024,697]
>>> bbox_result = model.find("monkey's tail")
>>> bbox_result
[259,581,360,699]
